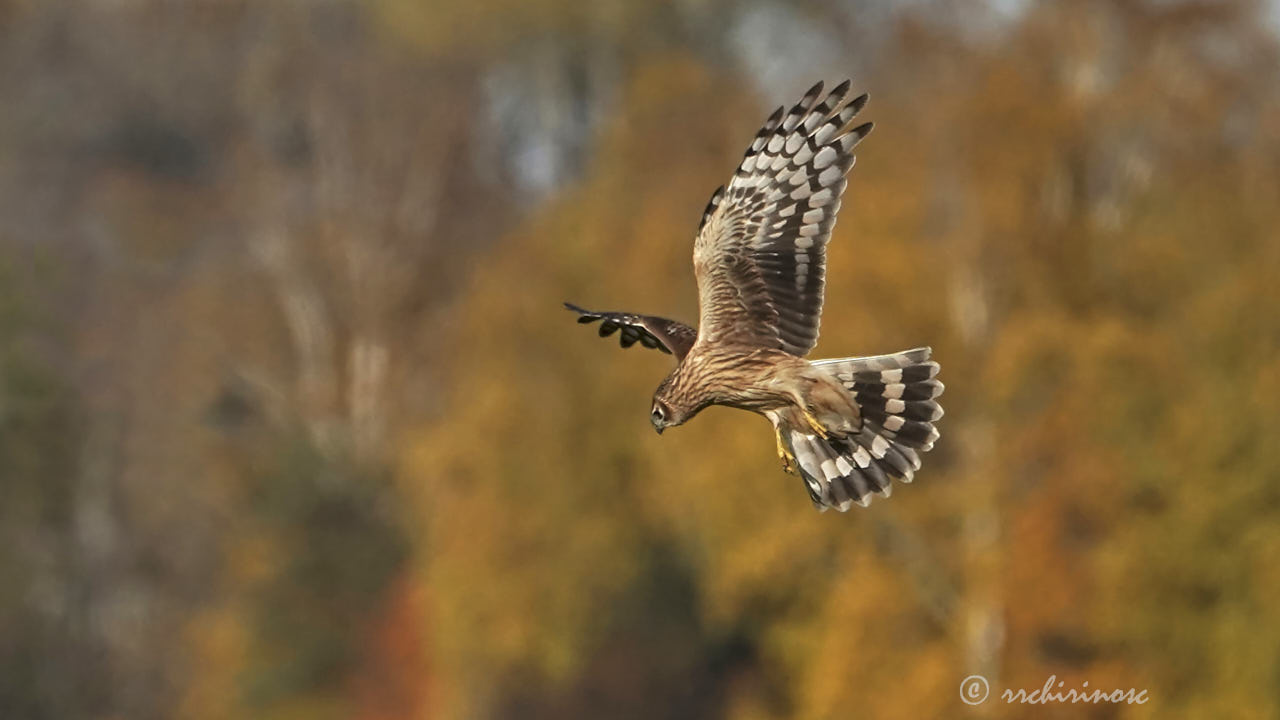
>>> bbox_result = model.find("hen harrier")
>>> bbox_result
[566,80,944,512]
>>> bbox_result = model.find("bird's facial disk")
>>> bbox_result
[650,402,671,434]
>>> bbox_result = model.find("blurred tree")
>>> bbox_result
[0,1,508,718]
[2,0,1279,718]
[0,259,87,719]
[404,1,1280,718]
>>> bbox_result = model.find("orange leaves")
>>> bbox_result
[350,575,433,720]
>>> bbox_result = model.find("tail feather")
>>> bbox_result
[790,433,830,507]
[788,347,943,511]
[812,347,933,375]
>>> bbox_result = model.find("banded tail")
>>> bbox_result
[782,347,944,512]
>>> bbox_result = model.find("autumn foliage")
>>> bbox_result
[1,1,1278,719]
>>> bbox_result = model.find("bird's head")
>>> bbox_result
[651,374,703,435]
[650,390,698,435]
[650,399,674,435]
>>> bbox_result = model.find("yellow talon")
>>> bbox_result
[781,454,797,475]
[776,428,798,475]
[802,407,829,439]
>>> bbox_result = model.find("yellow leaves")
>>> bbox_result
[398,6,1280,716]
[178,606,251,720]
[792,554,953,720]
[6,0,1279,717]
[700,502,834,625]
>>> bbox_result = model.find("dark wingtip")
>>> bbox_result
[565,302,601,324]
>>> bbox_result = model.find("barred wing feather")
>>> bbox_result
[693,80,872,356]
[563,303,697,360]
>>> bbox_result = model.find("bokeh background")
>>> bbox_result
[2,0,1279,718]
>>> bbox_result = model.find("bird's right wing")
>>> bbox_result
[693,80,871,357]
[564,303,697,360]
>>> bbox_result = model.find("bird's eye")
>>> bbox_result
[652,406,665,421]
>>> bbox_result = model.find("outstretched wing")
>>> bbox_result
[564,303,697,360]
[693,80,872,357]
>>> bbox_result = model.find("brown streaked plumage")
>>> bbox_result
[566,80,945,512]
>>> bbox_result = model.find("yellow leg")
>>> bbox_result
[802,407,829,439]
[775,426,798,475]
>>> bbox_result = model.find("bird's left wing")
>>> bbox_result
[693,80,872,357]
[564,303,697,360]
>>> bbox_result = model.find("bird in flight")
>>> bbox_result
[566,80,944,512]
